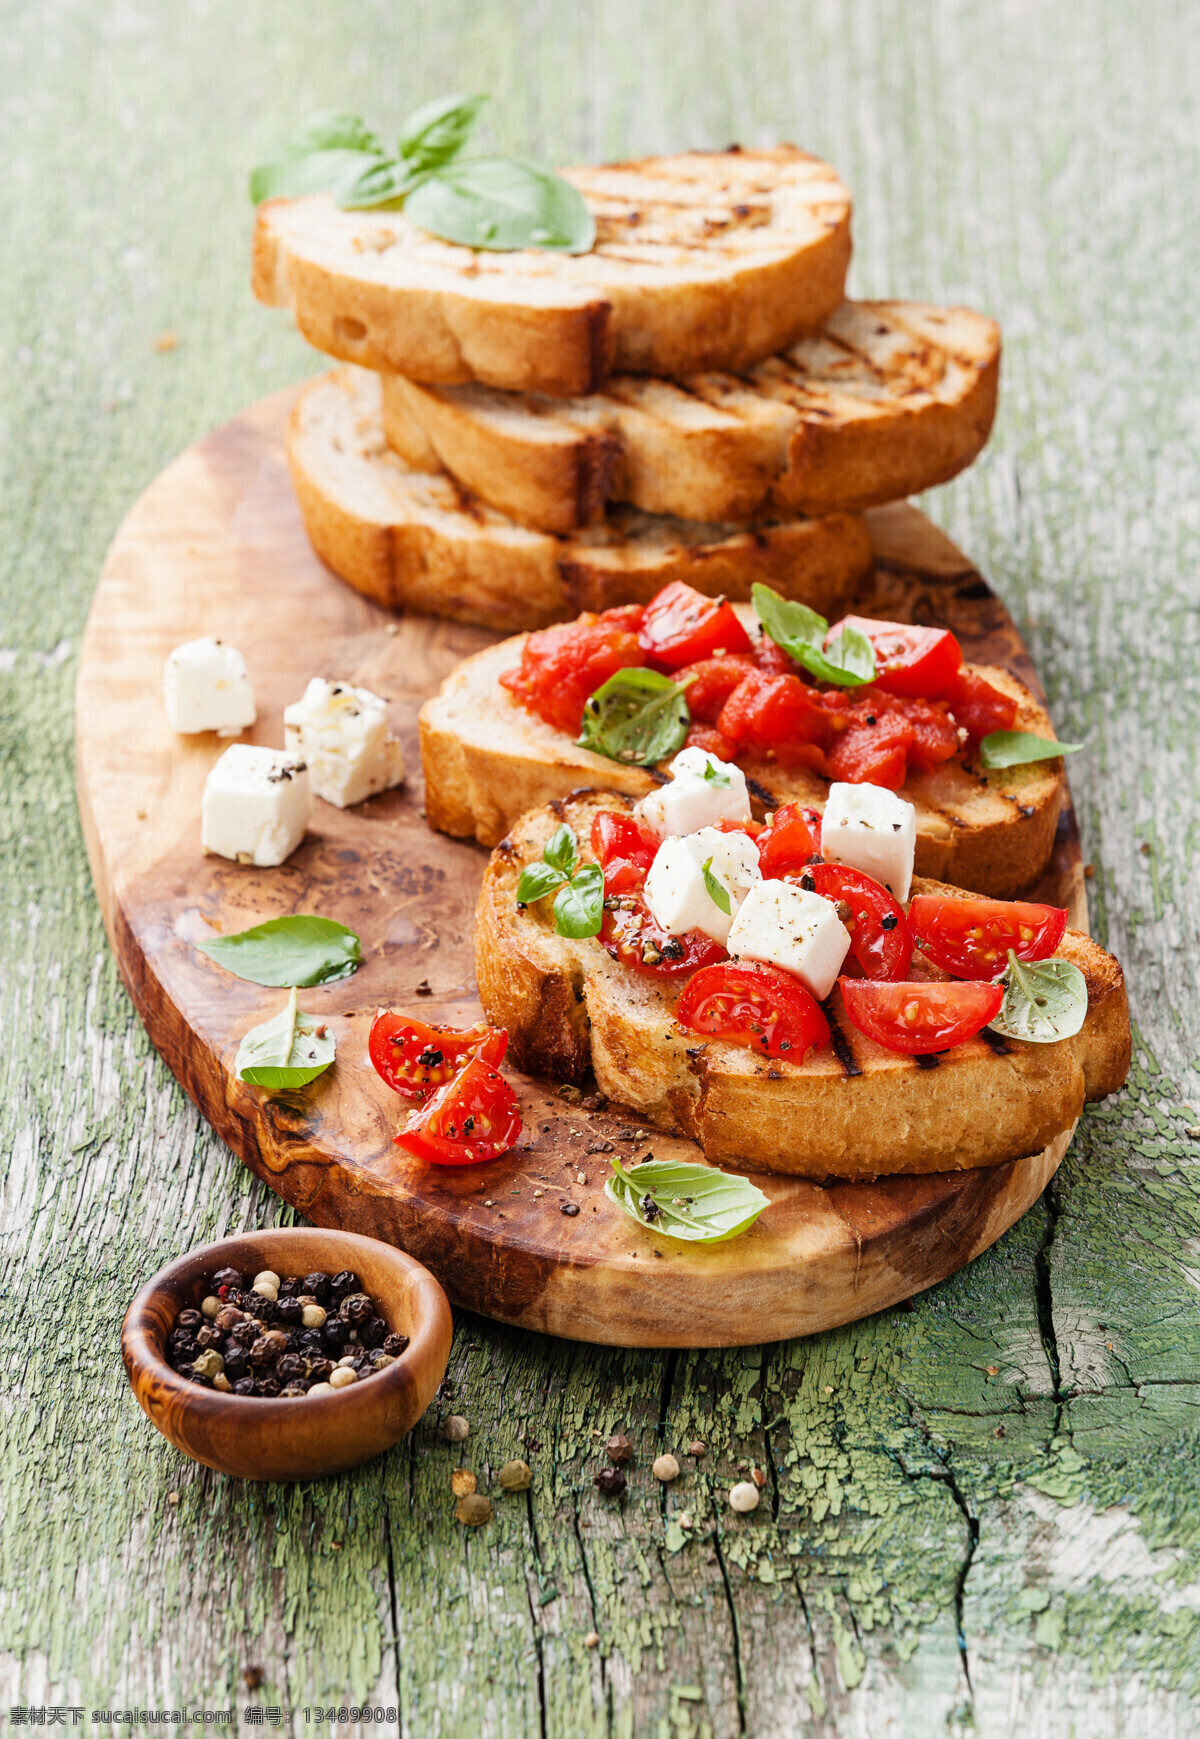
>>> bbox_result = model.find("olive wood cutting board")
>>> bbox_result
[76,384,1085,1348]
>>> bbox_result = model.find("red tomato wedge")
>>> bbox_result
[600,899,726,976]
[839,978,1004,1055]
[393,1053,522,1165]
[832,617,963,698]
[676,961,829,1060]
[947,668,1018,746]
[369,1013,508,1099]
[757,800,824,878]
[908,896,1068,978]
[671,653,757,721]
[637,581,753,669]
[717,670,834,753]
[801,863,912,981]
[591,810,660,895]
[825,711,913,789]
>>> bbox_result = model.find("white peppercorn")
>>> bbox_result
[653,1453,681,1483]
[729,1481,760,1514]
[328,1367,357,1389]
[301,1304,327,1329]
[200,1296,220,1319]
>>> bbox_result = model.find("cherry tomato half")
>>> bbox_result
[637,581,753,670]
[799,863,912,981]
[393,1053,522,1165]
[600,898,726,976]
[833,616,963,699]
[591,810,660,895]
[676,961,830,1060]
[757,801,824,878]
[839,977,1004,1055]
[369,1013,508,1099]
[907,896,1068,979]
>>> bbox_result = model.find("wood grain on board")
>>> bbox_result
[76,385,1086,1348]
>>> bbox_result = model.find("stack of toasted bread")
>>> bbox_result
[254,146,1001,632]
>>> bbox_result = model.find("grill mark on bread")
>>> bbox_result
[823,1003,862,1077]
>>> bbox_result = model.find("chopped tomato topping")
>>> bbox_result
[369,1014,507,1099]
[671,653,757,722]
[908,896,1068,978]
[796,863,912,981]
[637,581,753,668]
[757,801,823,878]
[600,898,725,976]
[753,635,798,675]
[683,723,737,760]
[839,977,1004,1055]
[835,617,962,698]
[591,810,660,895]
[887,695,960,774]
[393,1053,522,1165]
[717,670,835,755]
[499,605,644,734]
[947,668,1018,748]
[826,710,913,789]
[676,961,829,1059]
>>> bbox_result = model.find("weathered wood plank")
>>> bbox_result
[3,0,1200,1732]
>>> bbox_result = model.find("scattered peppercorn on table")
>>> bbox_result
[6,3,1200,1734]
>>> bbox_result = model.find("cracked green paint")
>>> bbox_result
[3,0,1200,1733]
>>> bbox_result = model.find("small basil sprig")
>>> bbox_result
[702,761,732,787]
[605,1155,769,1244]
[197,916,361,987]
[751,585,876,688]
[235,988,336,1089]
[516,824,603,939]
[979,730,1084,769]
[251,94,595,254]
[990,950,1088,1043]
[702,857,732,916]
[577,667,692,766]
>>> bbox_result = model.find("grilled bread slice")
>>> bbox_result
[253,148,852,398]
[288,368,872,632]
[383,300,1001,531]
[475,791,1130,1180]
[419,632,1065,898]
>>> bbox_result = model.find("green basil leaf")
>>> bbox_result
[978,731,1084,769]
[702,760,732,787]
[702,857,732,916]
[552,862,604,939]
[751,583,876,688]
[605,1155,769,1244]
[251,148,386,204]
[576,667,691,766]
[543,823,579,876]
[336,156,425,210]
[235,988,336,1089]
[197,916,361,987]
[399,92,489,169]
[990,950,1088,1044]
[272,110,386,158]
[405,157,596,253]
[516,861,568,905]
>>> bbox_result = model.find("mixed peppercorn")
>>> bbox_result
[165,1266,409,1398]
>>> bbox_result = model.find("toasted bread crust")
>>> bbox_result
[253,148,852,396]
[419,633,1065,897]
[475,793,1131,1179]
[381,300,1000,531]
[289,369,871,632]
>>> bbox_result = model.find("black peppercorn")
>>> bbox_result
[308,1357,334,1383]
[177,1309,203,1332]
[228,1320,257,1349]
[275,1296,303,1326]
[256,1376,281,1398]
[242,1293,276,1322]
[195,1324,222,1349]
[232,1377,257,1397]
[329,1270,360,1300]
[223,1349,251,1381]
[276,1353,306,1383]
[340,1293,373,1327]
[562,1203,580,1217]
[171,1339,199,1366]
[383,1333,409,1357]
[277,1277,299,1298]
[303,1272,332,1303]
[322,1318,350,1353]
[251,1331,287,1366]
[212,1267,243,1292]
[295,1329,325,1355]
[358,1315,387,1349]
[189,1371,215,1389]
[594,1467,626,1497]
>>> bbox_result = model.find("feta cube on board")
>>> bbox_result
[820,782,916,903]
[643,827,761,946]
[201,745,311,867]
[163,638,256,736]
[283,678,405,809]
[634,748,752,839]
[726,881,850,1002]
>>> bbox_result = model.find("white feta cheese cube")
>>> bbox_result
[633,747,752,838]
[163,638,256,736]
[643,827,761,946]
[726,881,850,1002]
[820,781,917,902]
[283,678,405,809]
[201,745,311,867]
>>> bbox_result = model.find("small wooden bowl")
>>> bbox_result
[122,1227,453,1481]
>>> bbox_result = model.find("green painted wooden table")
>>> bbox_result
[3,3,1199,1732]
